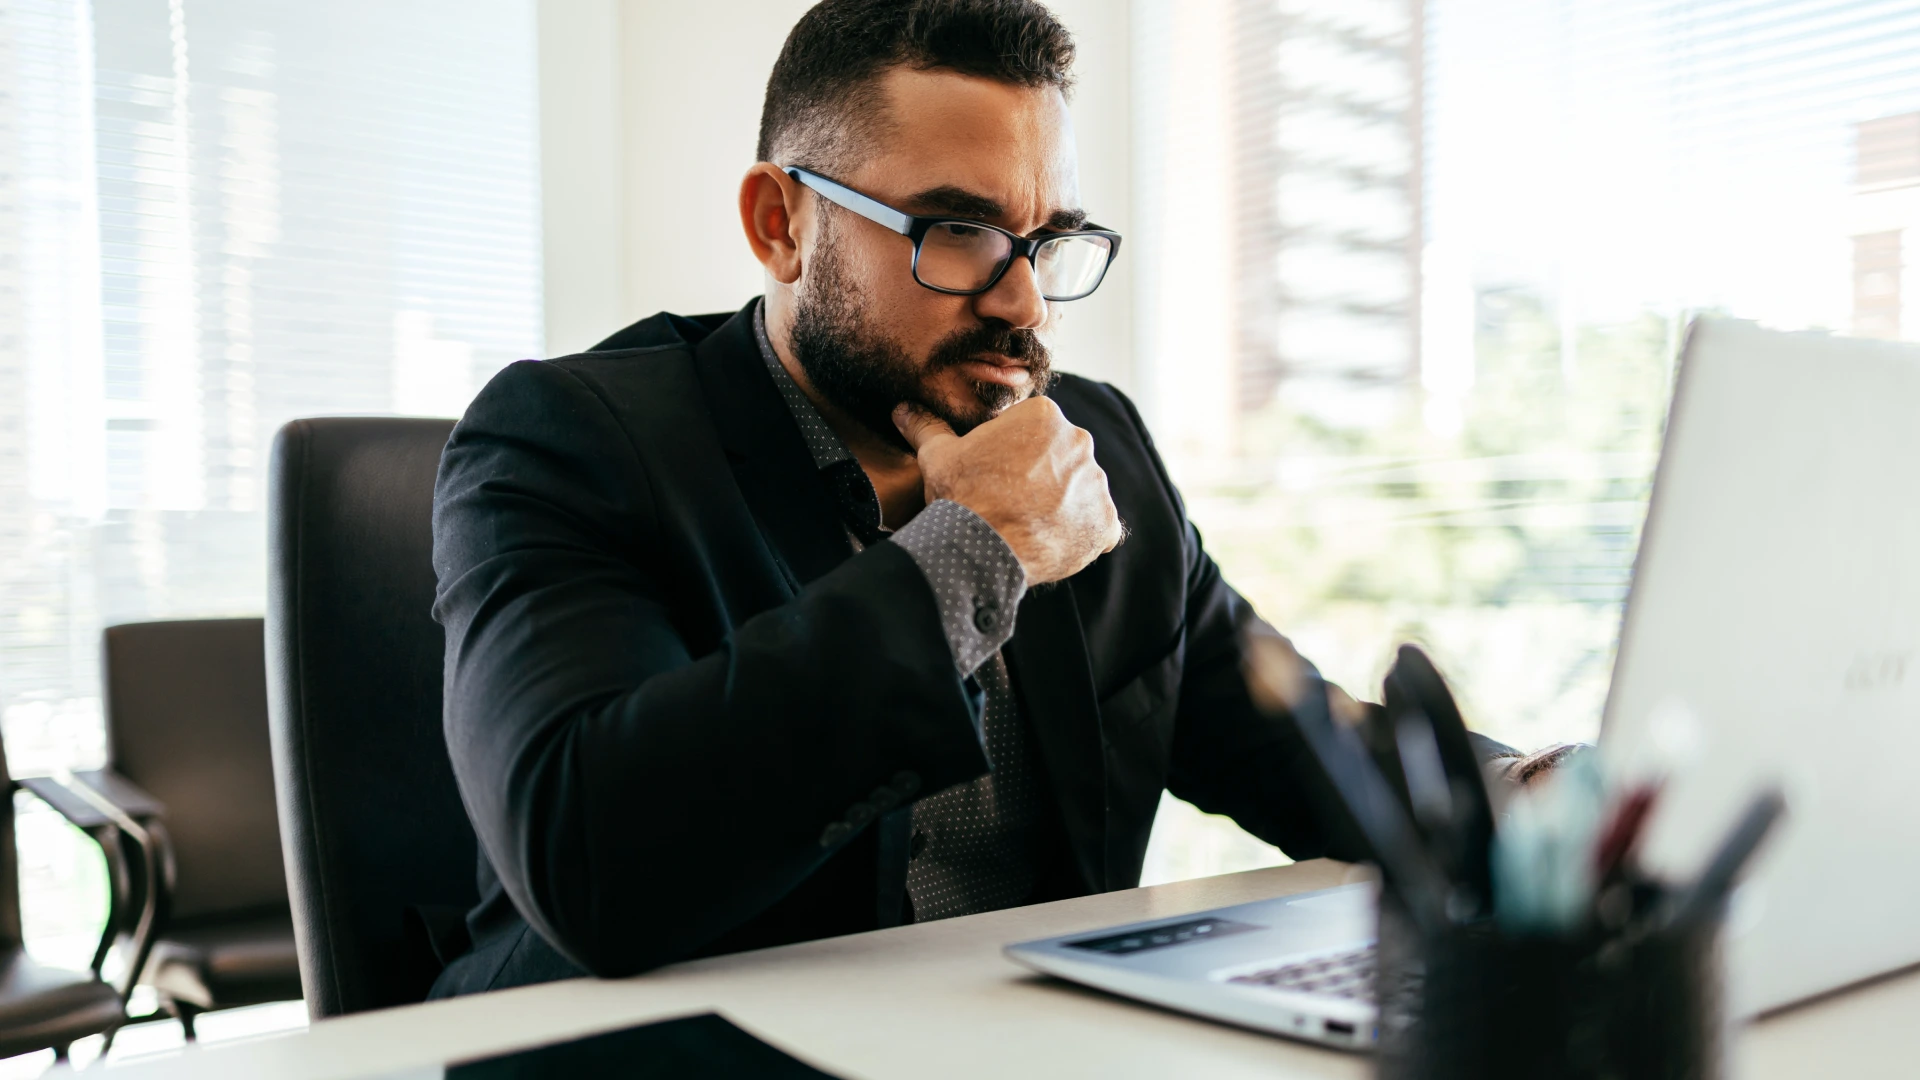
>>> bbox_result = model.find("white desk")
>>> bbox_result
[102,861,1919,1078]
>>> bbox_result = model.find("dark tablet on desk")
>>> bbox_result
[446,1012,841,1079]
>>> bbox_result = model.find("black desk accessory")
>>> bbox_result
[445,1013,843,1079]
[1372,883,1724,1080]
[1382,645,1497,919]
[1244,636,1783,1079]
[1242,634,1452,931]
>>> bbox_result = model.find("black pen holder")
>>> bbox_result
[1372,886,1725,1080]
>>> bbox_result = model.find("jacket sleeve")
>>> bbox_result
[1096,390,1370,862]
[1161,523,1375,863]
[431,359,990,977]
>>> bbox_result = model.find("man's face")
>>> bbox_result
[789,67,1083,450]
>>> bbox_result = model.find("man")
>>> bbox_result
[428,0,1528,997]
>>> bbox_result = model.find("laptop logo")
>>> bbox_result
[1844,650,1912,691]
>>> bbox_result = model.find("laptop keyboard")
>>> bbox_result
[1225,943,1377,1001]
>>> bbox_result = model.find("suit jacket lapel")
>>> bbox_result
[690,301,923,927]
[1006,582,1109,892]
[693,301,854,591]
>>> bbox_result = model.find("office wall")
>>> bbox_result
[537,0,627,359]
[537,0,1134,393]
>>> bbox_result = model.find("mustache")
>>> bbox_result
[927,321,1051,371]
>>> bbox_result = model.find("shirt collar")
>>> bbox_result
[753,299,855,470]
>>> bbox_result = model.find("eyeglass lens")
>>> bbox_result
[914,223,1008,292]
[915,224,1112,300]
[1035,234,1113,300]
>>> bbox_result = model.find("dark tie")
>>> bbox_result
[823,459,887,546]
[903,654,1039,920]
[818,456,1039,921]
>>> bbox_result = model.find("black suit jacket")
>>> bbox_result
[427,299,1362,996]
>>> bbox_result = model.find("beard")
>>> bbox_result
[789,216,1054,454]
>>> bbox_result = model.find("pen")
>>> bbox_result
[1591,781,1662,884]
[1490,749,1606,932]
[1668,787,1787,928]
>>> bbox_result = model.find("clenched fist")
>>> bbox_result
[893,398,1124,585]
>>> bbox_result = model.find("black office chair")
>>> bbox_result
[265,417,478,1018]
[0,742,135,1059]
[73,618,303,1038]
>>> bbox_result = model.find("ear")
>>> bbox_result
[739,163,806,285]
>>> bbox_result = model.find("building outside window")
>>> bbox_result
[1138,0,1920,883]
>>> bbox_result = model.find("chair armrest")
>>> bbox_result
[14,774,144,978]
[69,769,166,822]
[42,770,174,997]
[14,776,113,831]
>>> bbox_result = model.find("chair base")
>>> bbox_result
[140,909,303,1021]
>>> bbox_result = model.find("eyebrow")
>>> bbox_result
[905,184,1090,233]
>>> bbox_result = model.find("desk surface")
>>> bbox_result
[105,861,1917,1079]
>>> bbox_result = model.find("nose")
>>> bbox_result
[972,253,1047,331]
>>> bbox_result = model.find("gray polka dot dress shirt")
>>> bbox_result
[752,301,1042,920]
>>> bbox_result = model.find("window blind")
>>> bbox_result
[0,0,541,776]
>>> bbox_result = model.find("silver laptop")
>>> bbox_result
[1005,317,1920,1046]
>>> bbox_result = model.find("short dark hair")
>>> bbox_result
[757,0,1076,169]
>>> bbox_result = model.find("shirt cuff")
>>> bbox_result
[889,499,1027,675]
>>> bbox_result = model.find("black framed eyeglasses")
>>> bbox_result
[785,166,1122,302]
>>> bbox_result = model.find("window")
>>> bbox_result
[1139,0,1920,883]
[0,0,539,966]
[0,0,540,776]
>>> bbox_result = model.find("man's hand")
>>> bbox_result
[1498,742,1590,790]
[894,398,1123,585]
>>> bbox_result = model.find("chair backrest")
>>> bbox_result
[0,730,22,952]
[266,417,475,1018]
[101,618,287,924]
